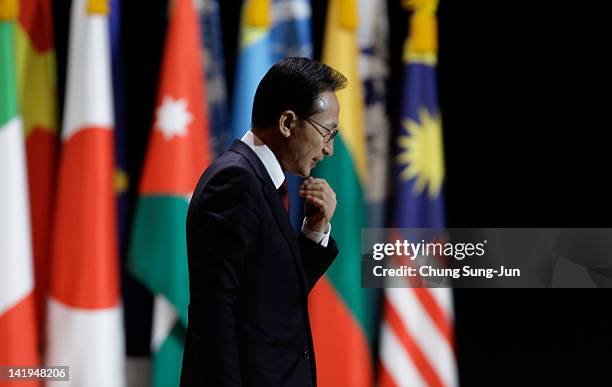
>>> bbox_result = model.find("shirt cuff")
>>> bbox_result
[301,218,331,247]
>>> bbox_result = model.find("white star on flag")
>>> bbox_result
[155,96,193,139]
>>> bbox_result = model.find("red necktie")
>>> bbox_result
[278,180,290,215]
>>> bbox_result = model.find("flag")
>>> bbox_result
[0,2,41,384]
[232,0,315,140]
[196,0,229,157]
[14,0,58,346]
[358,0,391,228]
[308,0,373,386]
[268,0,313,229]
[46,0,125,385]
[127,0,211,385]
[231,0,312,228]
[109,0,128,258]
[110,0,143,370]
[378,1,458,386]
[357,0,391,372]
[230,0,273,142]
[268,0,312,61]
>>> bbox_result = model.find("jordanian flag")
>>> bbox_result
[128,0,211,385]
[46,0,125,385]
[309,0,372,386]
[0,1,41,382]
[14,0,58,346]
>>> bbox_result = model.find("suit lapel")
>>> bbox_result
[229,141,309,293]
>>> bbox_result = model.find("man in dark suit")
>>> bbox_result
[180,57,347,386]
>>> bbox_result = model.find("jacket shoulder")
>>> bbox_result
[191,149,260,207]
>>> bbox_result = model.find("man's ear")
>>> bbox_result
[278,110,297,138]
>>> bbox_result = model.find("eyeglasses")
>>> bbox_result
[304,117,338,144]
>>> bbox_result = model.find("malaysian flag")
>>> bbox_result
[378,1,458,386]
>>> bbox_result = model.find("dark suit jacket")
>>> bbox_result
[180,140,338,387]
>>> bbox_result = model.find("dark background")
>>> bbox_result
[52,0,612,385]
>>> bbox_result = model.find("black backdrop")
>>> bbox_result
[51,0,612,385]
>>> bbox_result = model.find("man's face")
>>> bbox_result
[285,91,339,177]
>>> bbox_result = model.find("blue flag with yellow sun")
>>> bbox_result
[380,4,458,387]
[393,1,445,228]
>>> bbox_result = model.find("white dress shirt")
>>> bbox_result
[241,131,331,247]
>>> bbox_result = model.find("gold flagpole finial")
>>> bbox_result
[246,0,271,28]
[404,0,439,55]
[87,0,109,15]
[403,0,439,13]
[338,0,358,30]
[0,0,18,21]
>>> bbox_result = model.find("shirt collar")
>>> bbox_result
[240,131,285,189]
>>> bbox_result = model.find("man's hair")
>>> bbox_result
[251,57,347,129]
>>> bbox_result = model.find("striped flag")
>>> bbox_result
[0,2,41,384]
[308,0,373,386]
[46,0,125,385]
[378,1,458,386]
[14,0,58,346]
[127,0,211,385]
